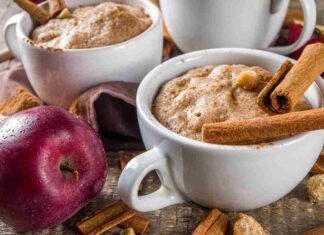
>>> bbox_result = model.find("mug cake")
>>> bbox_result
[152,64,311,141]
[30,2,152,49]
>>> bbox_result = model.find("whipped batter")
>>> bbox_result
[152,65,311,141]
[30,2,152,49]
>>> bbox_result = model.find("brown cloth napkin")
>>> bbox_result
[0,60,144,151]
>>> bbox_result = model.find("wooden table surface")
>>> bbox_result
[0,1,323,234]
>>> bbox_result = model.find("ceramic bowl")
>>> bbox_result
[118,48,324,212]
[5,0,163,108]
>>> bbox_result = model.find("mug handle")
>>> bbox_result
[118,147,186,212]
[265,0,316,55]
[4,13,24,61]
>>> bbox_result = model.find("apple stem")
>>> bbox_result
[60,163,79,181]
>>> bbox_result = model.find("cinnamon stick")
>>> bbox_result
[76,200,150,235]
[88,210,137,235]
[303,225,324,235]
[119,215,151,234]
[202,108,324,145]
[206,214,230,235]
[13,0,50,24]
[257,43,324,114]
[257,60,294,114]
[76,200,128,234]
[193,209,222,235]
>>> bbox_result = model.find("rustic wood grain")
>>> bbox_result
[0,1,323,234]
[0,150,322,235]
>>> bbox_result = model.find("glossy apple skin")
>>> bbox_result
[0,106,108,232]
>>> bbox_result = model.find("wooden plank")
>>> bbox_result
[0,151,322,235]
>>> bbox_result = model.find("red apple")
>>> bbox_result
[0,106,108,232]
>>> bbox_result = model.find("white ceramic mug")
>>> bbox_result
[159,0,316,54]
[118,48,324,212]
[5,0,163,108]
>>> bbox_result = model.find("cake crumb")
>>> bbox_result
[232,213,268,235]
[307,174,324,202]
[235,71,260,90]
[30,2,152,49]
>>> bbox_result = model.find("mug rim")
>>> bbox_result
[137,48,323,151]
[16,0,161,52]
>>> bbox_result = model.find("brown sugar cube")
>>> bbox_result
[307,174,324,202]
[232,213,268,235]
